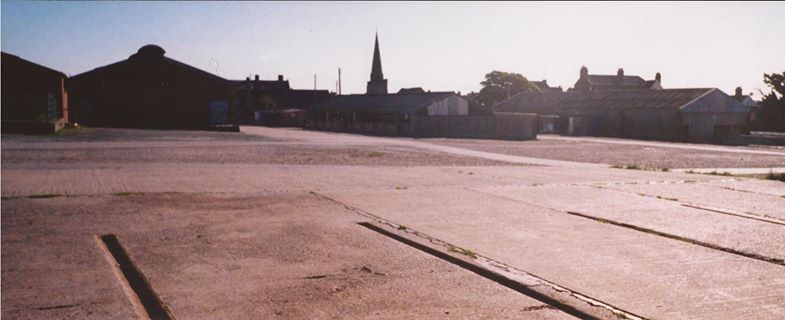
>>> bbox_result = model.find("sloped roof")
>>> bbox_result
[1,52,66,78]
[398,87,426,94]
[587,74,648,88]
[531,81,549,89]
[311,92,456,114]
[231,79,290,91]
[71,46,227,84]
[494,88,749,114]
[531,80,563,92]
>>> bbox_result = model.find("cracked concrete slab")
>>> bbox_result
[472,183,785,262]
[322,187,785,320]
[1,193,576,320]
[608,182,785,221]
[3,127,785,319]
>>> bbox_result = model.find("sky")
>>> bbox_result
[2,1,784,98]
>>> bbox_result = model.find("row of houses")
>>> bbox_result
[304,35,752,143]
[1,35,756,144]
[495,67,752,143]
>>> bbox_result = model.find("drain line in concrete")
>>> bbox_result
[564,211,785,266]
[469,188,785,267]
[96,234,175,320]
[311,191,645,320]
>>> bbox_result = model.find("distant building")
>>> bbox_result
[732,87,758,109]
[231,74,330,125]
[531,80,563,92]
[495,88,750,143]
[307,34,536,140]
[308,91,536,139]
[397,87,426,94]
[69,45,237,131]
[571,66,662,92]
[1,52,69,134]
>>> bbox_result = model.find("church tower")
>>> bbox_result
[366,33,388,94]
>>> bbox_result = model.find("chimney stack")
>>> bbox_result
[655,72,661,82]
[617,68,624,77]
[278,75,284,82]
[580,66,588,78]
[735,87,743,97]
[254,74,260,82]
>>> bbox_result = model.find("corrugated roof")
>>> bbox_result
[311,92,456,114]
[494,88,748,113]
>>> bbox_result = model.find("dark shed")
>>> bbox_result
[69,45,237,130]
[1,52,69,134]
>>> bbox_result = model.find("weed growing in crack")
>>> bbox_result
[448,246,477,259]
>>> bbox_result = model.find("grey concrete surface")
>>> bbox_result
[322,187,785,320]
[3,126,785,319]
[673,167,785,174]
[472,184,785,261]
[539,134,785,156]
[2,193,575,320]
[606,182,785,221]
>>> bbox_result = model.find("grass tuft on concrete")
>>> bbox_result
[448,246,477,259]
[764,171,785,182]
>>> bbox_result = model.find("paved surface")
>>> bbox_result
[673,167,785,174]
[429,135,785,169]
[539,135,785,156]
[2,127,785,319]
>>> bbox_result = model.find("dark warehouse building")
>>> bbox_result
[1,52,70,134]
[69,45,237,131]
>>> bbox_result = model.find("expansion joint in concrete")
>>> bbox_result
[310,191,647,320]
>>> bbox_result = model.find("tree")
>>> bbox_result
[753,72,785,132]
[474,71,541,107]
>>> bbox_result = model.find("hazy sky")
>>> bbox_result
[2,2,784,98]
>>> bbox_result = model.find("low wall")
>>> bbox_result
[410,116,493,138]
[492,112,538,140]
[307,112,537,140]
[737,132,785,146]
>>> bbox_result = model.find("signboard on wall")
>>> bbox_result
[209,100,229,125]
[47,93,57,122]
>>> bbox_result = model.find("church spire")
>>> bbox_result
[370,33,384,81]
[366,32,388,94]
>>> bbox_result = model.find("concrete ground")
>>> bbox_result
[2,127,785,319]
[427,134,785,169]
